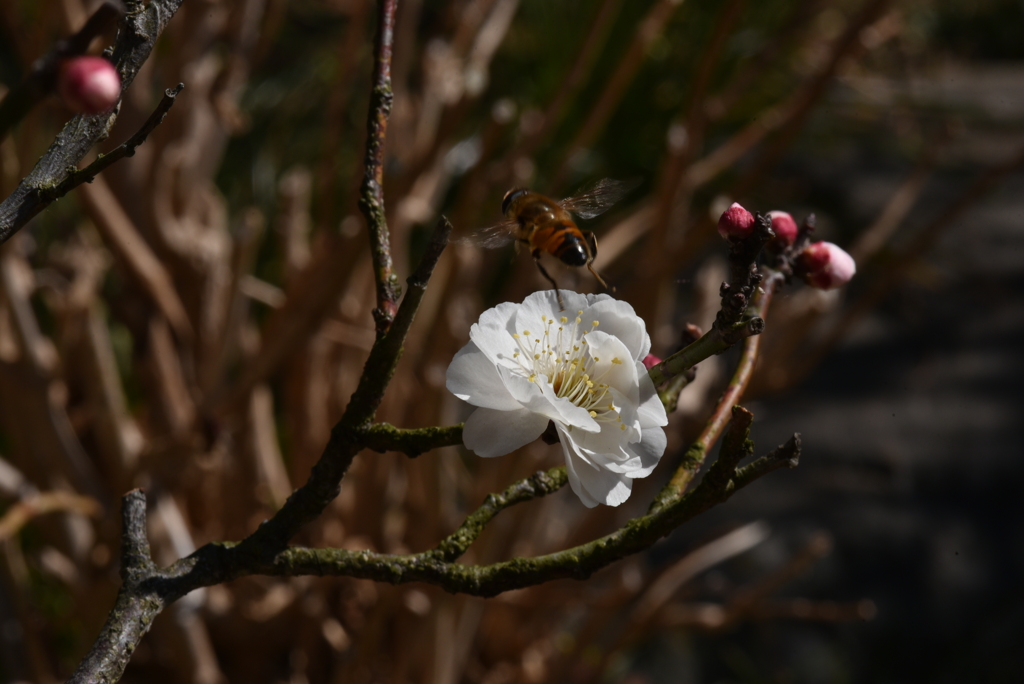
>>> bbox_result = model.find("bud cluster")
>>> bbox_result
[715,202,856,291]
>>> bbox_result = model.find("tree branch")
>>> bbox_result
[650,271,783,512]
[0,0,186,245]
[432,467,568,562]
[363,422,464,457]
[647,215,777,386]
[231,215,451,551]
[67,490,163,684]
[359,0,401,337]
[41,83,184,203]
[73,404,796,680]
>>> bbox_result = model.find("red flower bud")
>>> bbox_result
[642,353,662,371]
[798,241,856,290]
[767,210,799,247]
[58,56,121,115]
[716,202,755,241]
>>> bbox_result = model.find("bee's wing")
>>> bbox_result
[559,177,641,220]
[457,219,519,248]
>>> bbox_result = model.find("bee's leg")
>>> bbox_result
[583,232,614,292]
[532,249,564,310]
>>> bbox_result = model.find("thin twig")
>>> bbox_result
[233,216,451,549]
[159,434,794,596]
[43,84,184,202]
[647,222,779,387]
[248,422,792,596]
[432,467,568,562]
[733,433,801,489]
[650,273,783,511]
[359,0,401,336]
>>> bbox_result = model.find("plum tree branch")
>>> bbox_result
[0,0,185,245]
[359,0,401,337]
[38,83,183,204]
[647,214,776,386]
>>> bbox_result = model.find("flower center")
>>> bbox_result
[509,312,627,431]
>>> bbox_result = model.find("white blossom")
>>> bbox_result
[446,290,668,507]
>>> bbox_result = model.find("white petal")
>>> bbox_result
[446,342,520,410]
[585,331,639,404]
[519,289,586,322]
[469,301,519,366]
[561,443,601,508]
[462,407,550,458]
[583,292,615,307]
[563,421,628,466]
[585,298,650,361]
[603,384,640,438]
[622,426,667,478]
[637,370,669,427]
[558,428,633,507]
[566,421,645,475]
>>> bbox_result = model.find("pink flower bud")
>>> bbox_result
[717,202,755,241]
[799,241,856,290]
[58,56,121,115]
[767,210,799,247]
[642,353,662,370]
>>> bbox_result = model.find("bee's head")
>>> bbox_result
[501,188,528,217]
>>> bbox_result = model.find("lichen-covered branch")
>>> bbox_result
[432,467,568,562]
[363,422,464,457]
[359,0,401,336]
[73,398,796,681]
[0,0,186,244]
[234,427,793,597]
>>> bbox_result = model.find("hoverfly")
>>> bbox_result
[470,178,638,309]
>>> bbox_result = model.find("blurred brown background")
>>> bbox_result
[1,0,1023,682]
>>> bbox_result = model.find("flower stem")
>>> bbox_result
[650,272,782,511]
